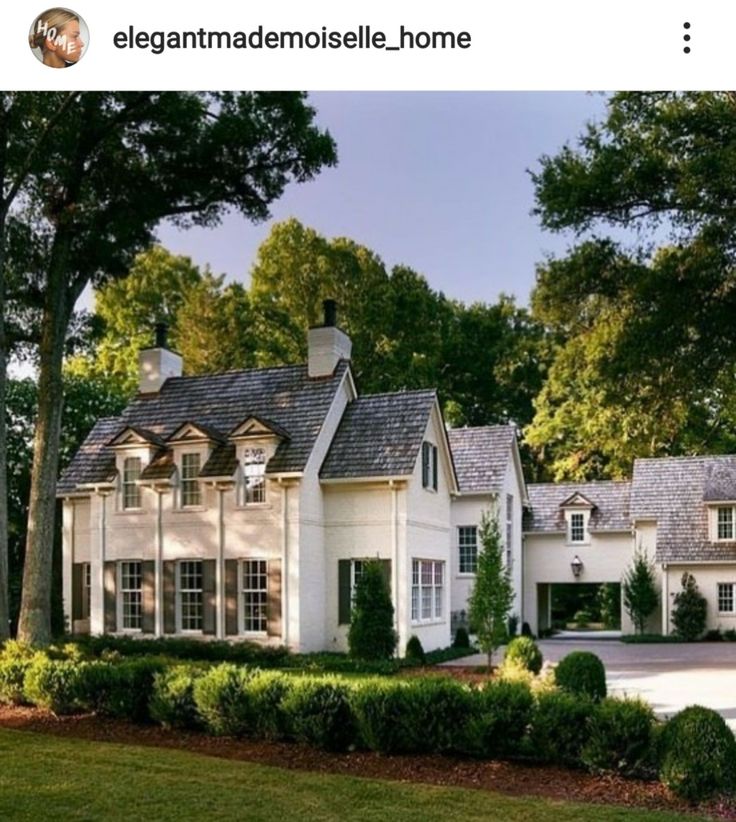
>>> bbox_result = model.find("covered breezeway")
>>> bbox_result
[536,582,621,637]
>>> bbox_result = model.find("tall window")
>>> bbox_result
[458,526,478,574]
[569,512,586,543]
[243,448,266,504]
[82,562,91,619]
[411,559,444,622]
[506,494,514,569]
[119,561,142,630]
[178,560,203,631]
[241,559,268,633]
[718,507,735,541]
[181,453,201,507]
[421,442,438,491]
[718,582,736,613]
[122,457,141,509]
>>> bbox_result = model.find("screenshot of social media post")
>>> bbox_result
[1,2,735,820]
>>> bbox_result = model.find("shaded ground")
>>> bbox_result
[0,705,733,819]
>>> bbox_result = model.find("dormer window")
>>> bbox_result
[422,442,438,491]
[716,506,735,541]
[569,512,586,543]
[181,453,201,507]
[243,448,266,504]
[122,457,142,510]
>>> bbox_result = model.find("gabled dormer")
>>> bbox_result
[107,426,167,511]
[165,422,227,510]
[228,417,290,505]
[559,492,594,545]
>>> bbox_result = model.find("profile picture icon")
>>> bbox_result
[29,8,88,68]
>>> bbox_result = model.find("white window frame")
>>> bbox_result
[118,560,142,632]
[242,447,267,505]
[457,526,478,575]
[180,453,202,508]
[240,558,268,635]
[411,559,444,624]
[122,457,142,510]
[567,511,588,544]
[715,506,736,542]
[718,582,736,614]
[177,560,203,633]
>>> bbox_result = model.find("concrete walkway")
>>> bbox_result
[442,639,736,728]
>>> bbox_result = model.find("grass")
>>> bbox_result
[0,728,705,822]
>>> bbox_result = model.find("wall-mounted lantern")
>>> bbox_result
[571,555,583,579]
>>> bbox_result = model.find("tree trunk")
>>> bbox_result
[17,254,70,645]
[0,98,10,641]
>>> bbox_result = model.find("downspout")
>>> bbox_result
[155,489,164,637]
[390,481,400,645]
[662,563,669,635]
[217,487,225,640]
[98,490,108,633]
[281,481,289,647]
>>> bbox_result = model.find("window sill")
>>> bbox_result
[235,503,273,511]
[172,506,207,514]
[242,631,268,638]
[410,618,446,627]
[115,509,145,515]
[457,572,476,578]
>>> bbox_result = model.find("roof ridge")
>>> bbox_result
[353,389,437,401]
[159,363,309,384]
[529,480,631,487]
[448,424,515,432]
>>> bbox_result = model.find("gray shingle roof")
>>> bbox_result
[631,456,736,562]
[525,481,632,533]
[58,363,348,494]
[138,450,175,481]
[200,444,237,478]
[447,426,516,494]
[320,391,436,480]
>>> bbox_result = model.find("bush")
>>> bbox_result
[529,690,595,766]
[282,677,356,751]
[521,622,533,637]
[405,635,426,665]
[465,679,534,758]
[671,573,707,641]
[573,609,593,628]
[507,614,519,638]
[24,656,88,715]
[581,697,656,776]
[504,636,543,675]
[247,670,293,740]
[351,680,415,754]
[0,642,34,705]
[193,664,255,737]
[453,627,470,649]
[659,705,736,801]
[79,658,164,721]
[555,651,607,701]
[149,666,204,729]
[348,561,397,661]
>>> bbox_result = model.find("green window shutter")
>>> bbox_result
[267,559,282,637]
[225,560,239,635]
[72,563,84,622]
[202,559,217,635]
[103,561,117,633]
[163,560,176,634]
[338,559,351,625]
[141,560,155,634]
[432,445,438,490]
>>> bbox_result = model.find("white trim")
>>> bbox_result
[239,557,269,635]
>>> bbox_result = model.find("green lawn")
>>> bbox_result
[0,728,703,822]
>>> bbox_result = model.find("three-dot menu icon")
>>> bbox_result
[683,22,691,54]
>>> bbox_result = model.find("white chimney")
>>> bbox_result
[138,323,183,394]
[308,299,352,378]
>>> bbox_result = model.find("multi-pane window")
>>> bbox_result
[458,526,478,574]
[717,507,735,541]
[569,512,586,543]
[243,448,266,504]
[178,560,203,631]
[351,559,366,600]
[119,561,142,630]
[506,494,514,569]
[82,562,91,619]
[411,559,444,622]
[122,457,142,509]
[181,453,201,507]
[718,583,736,613]
[421,442,438,491]
[241,559,268,633]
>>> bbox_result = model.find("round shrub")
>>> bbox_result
[405,635,426,665]
[529,690,595,766]
[247,670,293,740]
[193,663,255,737]
[0,657,32,705]
[582,696,656,776]
[149,665,204,729]
[24,656,88,715]
[554,651,606,701]
[465,679,534,758]
[453,627,470,649]
[282,677,356,751]
[659,705,736,802]
[504,636,543,675]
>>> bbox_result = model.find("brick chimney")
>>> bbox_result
[308,300,352,378]
[138,322,183,394]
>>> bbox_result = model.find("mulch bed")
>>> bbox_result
[1,705,735,819]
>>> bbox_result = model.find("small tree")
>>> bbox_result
[671,572,707,641]
[623,550,659,634]
[468,511,513,668]
[597,583,620,630]
[348,561,397,660]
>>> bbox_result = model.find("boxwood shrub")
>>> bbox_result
[529,690,595,766]
[465,679,534,758]
[0,659,32,705]
[581,696,656,776]
[193,663,255,737]
[659,705,736,801]
[79,658,165,722]
[504,637,543,675]
[554,651,607,701]
[149,665,205,729]
[282,677,357,751]
[247,669,293,741]
[23,656,89,715]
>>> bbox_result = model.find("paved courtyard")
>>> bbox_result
[444,639,736,727]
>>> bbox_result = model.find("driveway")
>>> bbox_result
[442,639,736,727]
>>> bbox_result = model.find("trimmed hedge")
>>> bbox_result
[554,651,606,701]
[529,690,595,766]
[24,656,89,715]
[149,665,204,729]
[193,664,255,737]
[282,677,356,751]
[0,659,32,705]
[247,670,293,741]
[466,680,534,758]
[504,637,542,675]
[582,697,656,776]
[79,658,165,721]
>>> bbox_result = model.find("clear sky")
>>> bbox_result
[155,91,610,307]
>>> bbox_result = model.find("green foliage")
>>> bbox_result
[404,635,426,665]
[282,678,357,752]
[351,680,416,754]
[623,551,659,635]
[554,652,607,701]
[0,658,31,704]
[453,627,470,649]
[659,705,736,801]
[347,561,397,661]
[597,582,621,630]
[465,680,534,758]
[529,690,595,766]
[193,664,255,737]
[246,670,293,741]
[23,656,88,715]
[468,511,514,667]
[149,666,204,730]
[671,573,707,641]
[79,658,164,721]
[581,697,656,776]
[504,637,543,675]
